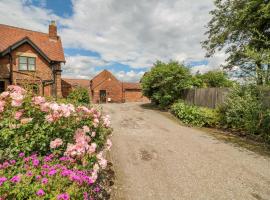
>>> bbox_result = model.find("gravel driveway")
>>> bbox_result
[102,103,270,200]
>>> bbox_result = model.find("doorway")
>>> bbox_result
[99,90,107,103]
[0,81,5,93]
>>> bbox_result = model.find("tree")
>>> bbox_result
[194,71,234,88]
[141,61,192,108]
[67,87,90,105]
[202,0,270,85]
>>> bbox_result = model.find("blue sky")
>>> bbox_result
[0,0,225,82]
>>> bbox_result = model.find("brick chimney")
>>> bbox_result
[49,20,57,40]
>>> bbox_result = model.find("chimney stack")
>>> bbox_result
[49,20,57,40]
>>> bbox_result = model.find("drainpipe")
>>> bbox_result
[8,48,13,85]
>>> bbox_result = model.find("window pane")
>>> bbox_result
[28,57,35,65]
[19,57,27,64]
[19,63,27,70]
[28,64,35,71]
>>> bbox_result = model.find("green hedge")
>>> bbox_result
[170,101,220,127]
[218,85,270,143]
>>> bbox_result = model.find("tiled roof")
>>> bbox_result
[62,78,90,89]
[123,82,141,90]
[90,70,120,89]
[0,24,65,62]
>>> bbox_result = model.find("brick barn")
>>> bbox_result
[61,78,90,98]
[0,21,65,97]
[90,70,148,103]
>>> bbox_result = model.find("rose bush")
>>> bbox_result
[0,85,111,160]
[0,86,113,199]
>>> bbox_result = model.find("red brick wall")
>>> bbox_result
[0,43,62,97]
[124,89,150,102]
[90,70,150,103]
[92,78,123,103]
[61,79,72,98]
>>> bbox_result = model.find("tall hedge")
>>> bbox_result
[141,61,192,108]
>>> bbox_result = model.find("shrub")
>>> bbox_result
[218,85,270,143]
[171,101,219,127]
[193,71,234,88]
[0,85,110,160]
[0,85,112,199]
[67,87,90,105]
[141,60,192,108]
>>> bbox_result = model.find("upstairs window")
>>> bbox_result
[19,57,36,71]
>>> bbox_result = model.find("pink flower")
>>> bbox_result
[0,100,5,112]
[50,138,63,149]
[26,171,33,177]
[49,102,59,111]
[3,161,9,168]
[14,110,23,120]
[9,160,16,165]
[36,189,45,196]
[32,159,40,167]
[18,152,25,158]
[10,175,21,183]
[0,91,9,99]
[91,132,96,137]
[11,99,23,107]
[103,114,111,127]
[40,102,50,112]
[45,114,54,123]
[88,143,97,155]
[7,85,26,94]
[83,192,88,200]
[97,152,107,169]
[41,178,48,184]
[57,193,70,200]
[93,118,99,124]
[20,118,33,124]
[32,96,46,105]
[48,169,57,176]
[94,186,100,193]
[83,125,90,133]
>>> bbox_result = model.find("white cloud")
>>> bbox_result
[114,70,145,82]
[0,0,227,81]
[61,55,108,79]
[60,0,216,69]
[0,0,58,32]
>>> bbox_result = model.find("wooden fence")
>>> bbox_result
[180,88,230,109]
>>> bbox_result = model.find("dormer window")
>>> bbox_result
[19,56,36,71]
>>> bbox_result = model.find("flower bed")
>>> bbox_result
[0,86,112,199]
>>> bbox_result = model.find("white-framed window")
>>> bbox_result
[18,56,36,71]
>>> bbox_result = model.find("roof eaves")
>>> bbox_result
[0,37,51,63]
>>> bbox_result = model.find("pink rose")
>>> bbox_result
[11,99,23,107]
[14,110,23,120]
[0,91,9,99]
[32,96,46,105]
[88,143,97,155]
[83,125,90,133]
[50,138,63,149]
[45,114,54,123]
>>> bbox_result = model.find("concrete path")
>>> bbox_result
[102,103,270,200]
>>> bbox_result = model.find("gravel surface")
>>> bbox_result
[102,103,270,200]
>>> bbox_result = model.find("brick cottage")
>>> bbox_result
[90,70,149,103]
[0,21,65,97]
